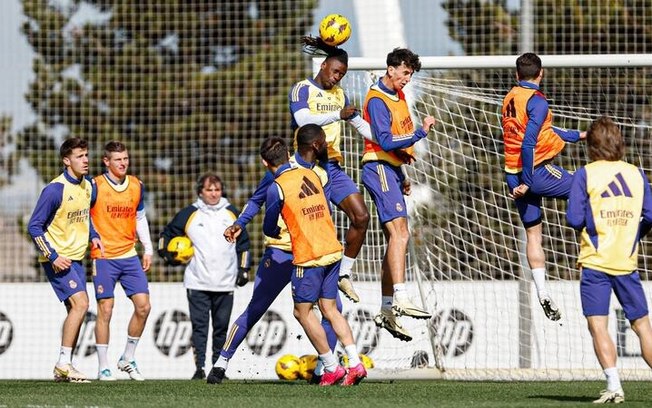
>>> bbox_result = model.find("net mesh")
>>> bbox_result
[339,63,652,379]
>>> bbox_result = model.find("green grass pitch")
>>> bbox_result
[0,379,651,407]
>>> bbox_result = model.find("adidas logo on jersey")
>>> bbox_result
[600,173,633,198]
[298,176,320,199]
[68,195,74,201]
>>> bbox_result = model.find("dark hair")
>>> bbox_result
[296,124,325,148]
[516,52,542,81]
[103,140,127,158]
[386,47,421,72]
[587,116,624,162]
[301,36,348,66]
[259,137,289,167]
[196,173,223,196]
[59,137,88,159]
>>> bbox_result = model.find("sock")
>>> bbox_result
[339,255,355,277]
[345,344,361,367]
[320,351,338,373]
[382,296,393,310]
[531,268,548,299]
[96,344,110,371]
[214,355,229,370]
[604,367,622,391]
[314,357,325,376]
[57,346,72,366]
[122,336,139,361]
[393,283,408,301]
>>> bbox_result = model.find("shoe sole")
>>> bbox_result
[337,283,360,303]
[392,305,431,320]
[374,315,412,342]
[540,301,562,321]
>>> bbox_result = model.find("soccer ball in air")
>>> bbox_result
[298,354,319,381]
[275,354,302,381]
[319,14,351,46]
[167,236,194,264]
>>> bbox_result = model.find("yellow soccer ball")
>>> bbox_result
[167,236,194,264]
[319,14,351,47]
[340,353,374,369]
[299,354,319,381]
[275,354,302,381]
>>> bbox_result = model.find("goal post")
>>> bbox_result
[324,54,652,380]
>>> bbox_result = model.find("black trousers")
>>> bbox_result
[186,289,234,370]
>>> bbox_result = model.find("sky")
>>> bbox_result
[0,0,34,133]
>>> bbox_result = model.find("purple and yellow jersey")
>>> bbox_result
[236,153,329,252]
[28,171,94,262]
[90,174,144,259]
[289,78,348,163]
[567,160,652,275]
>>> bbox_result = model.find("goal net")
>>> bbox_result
[336,55,652,380]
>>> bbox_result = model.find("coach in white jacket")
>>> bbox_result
[158,173,250,380]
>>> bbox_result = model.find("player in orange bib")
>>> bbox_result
[90,141,153,381]
[501,53,585,321]
[261,129,366,386]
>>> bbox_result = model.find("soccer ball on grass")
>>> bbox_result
[275,354,302,381]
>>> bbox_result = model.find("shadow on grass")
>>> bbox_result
[528,395,594,403]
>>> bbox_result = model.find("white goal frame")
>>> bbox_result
[320,54,652,381]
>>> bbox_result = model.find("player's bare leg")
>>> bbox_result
[587,315,624,403]
[95,298,117,380]
[337,193,369,303]
[55,291,90,382]
[630,316,652,368]
[383,218,430,319]
[118,293,150,381]
[526,224,561,321]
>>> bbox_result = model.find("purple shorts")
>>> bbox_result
[291,261,341,303]
[362,161,407,224]
[42,260,87,302]
[327,161,360,206]
[505,162,574,228]
[92,256,149,299]
[581,267,649,321]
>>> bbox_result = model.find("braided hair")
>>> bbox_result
[301,35,348,66]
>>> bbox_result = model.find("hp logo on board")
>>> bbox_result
[431,308,473,358]
[0,312,14,355]
[345,308,379,355]
[153,309,192,357]
[246,310,287,357]
[73,311,97,357]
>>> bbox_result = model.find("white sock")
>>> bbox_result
[345,344,361,367]
[393,283,408,301]
[96,344,110,371]
[314,357,324,376]
[604,367,622,391]
[214,355,229,370]
[57,346,72,366]
[320,351,338,372]
[122,336,139,361]
[339,255,355,277]
[382,296,393,310]
[531,268,548,299]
